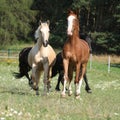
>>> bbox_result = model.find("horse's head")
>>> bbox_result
[35,20,50,47]
[67,10,79,36]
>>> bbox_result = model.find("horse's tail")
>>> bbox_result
[13,72,24,79]
[13,62,31,79]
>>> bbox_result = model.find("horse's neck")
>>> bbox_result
[69,30,79,45]
[74,30,79,38]
[36,38,43,49]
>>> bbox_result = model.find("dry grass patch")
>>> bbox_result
[92,54,120,63]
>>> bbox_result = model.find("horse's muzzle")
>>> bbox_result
[43,40,49,47]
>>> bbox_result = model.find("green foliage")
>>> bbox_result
[92,32,120,54]
[0,0,120,54]
[0,0,37,46]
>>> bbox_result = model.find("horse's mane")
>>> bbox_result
[34,27,41,40]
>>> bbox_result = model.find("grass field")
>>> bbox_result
[0,55,120,120]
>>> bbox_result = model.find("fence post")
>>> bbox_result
[108,55,110,73]
[8,49,10,58]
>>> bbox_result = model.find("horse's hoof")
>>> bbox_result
[35,87,39,95]
[75,95,80,99]
[87,89,92,93]
[55,88,61,91]
[29,81,33,88]
[42,92,47,96]
[86,88,92,93]
[68,90,72,96]
[75,92,80,99]
[61,93,66,98]
[85,87,92,93]
[36,91,39,95]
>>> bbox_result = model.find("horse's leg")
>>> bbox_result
[25,73,33,87]
[68,67,73,96]
[76,63,87,98]
[83,73,92,93]
[61,58,69,97]
[47,67,52,91]
[34,69,41,95]
[55,74,61,91]
[75,63,81,98]
[55,71,64,91]
[43,60,49,95]
[31,66,40,95]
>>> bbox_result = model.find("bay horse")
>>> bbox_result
[14,20,56,95]
[52,52,91,93]
[61,10,90,98]
[52,33,92,92]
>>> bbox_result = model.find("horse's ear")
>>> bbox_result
[47,20,50,26]
[39,20,42,25]
[67,8,79,17]
[68,9,74,15]
[75,8,80,18]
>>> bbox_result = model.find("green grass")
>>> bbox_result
[0,59,120,120]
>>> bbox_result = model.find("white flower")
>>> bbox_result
[13,110,18,114]
[8,113,13,117]
[114,113,119,116]
[0,117,6,120]
[18,112,22,116]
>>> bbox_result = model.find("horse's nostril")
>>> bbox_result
[43,40,49,47]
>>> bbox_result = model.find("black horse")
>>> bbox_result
[80,33,92,53]
[13,47,33,86]
[14,34,92,93]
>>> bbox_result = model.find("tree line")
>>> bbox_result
[0,0,120,54]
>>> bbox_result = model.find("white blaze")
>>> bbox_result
[67,15,76,35]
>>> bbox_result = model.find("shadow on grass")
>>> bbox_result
[0,86,36,96]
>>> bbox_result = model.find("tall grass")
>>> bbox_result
[0,57,119,120]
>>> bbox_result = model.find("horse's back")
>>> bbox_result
[19,47,32,64]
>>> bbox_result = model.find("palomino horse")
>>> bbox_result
[61,10,90,98]
[28,20,56,95]
[15,20,56,95]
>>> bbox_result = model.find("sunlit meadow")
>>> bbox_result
[0,55,120,120]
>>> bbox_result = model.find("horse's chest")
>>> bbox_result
[64,51,77,62]
[35,52,47,64]
[71,53,77,61]
[34,52,41,62]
